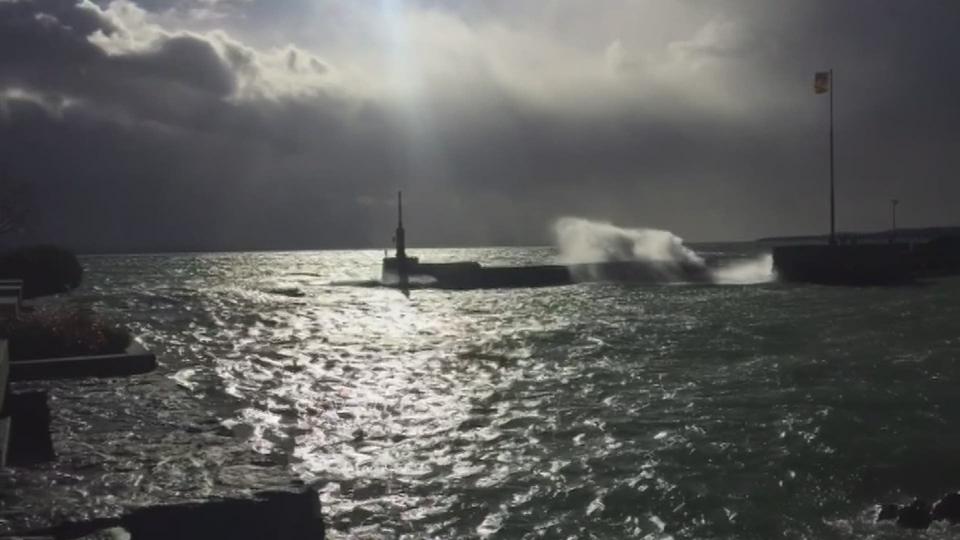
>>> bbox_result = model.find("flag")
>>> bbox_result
[814,71,831,94]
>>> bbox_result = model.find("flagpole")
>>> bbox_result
[829,69,835,245]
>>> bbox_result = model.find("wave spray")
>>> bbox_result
[553,217,774,284]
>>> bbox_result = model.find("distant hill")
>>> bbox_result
[756,226,960,245]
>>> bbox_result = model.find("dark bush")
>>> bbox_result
[0,244,83,298]
[0,306,131,360]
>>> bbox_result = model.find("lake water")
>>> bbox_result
[7,246,960,538]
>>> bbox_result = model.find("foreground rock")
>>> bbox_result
[933,492,960,523]
[23,488,325,540]
[896,499,932,529]
[876,503,898,522]
[2,306,132,362]
[877,492,960,530]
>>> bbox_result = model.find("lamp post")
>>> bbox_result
[890,199,899,242]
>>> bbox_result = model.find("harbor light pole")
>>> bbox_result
[828,69,835,246]
[815,70,835,245]
[890,199,899,241]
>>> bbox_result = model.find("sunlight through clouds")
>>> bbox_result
[4,0,960,248]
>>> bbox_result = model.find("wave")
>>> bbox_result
[553,217,774,285]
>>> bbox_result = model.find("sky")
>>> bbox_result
[1,0,959,252]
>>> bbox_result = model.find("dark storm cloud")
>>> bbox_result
[2,0,960,251]
[0,0,409,250]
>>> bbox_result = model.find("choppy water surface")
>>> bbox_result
[11,247,960,538]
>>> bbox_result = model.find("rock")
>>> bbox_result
[264,287,306,298]
[876,503,899,522]
[932,492,960,523]
[897,498,932,530]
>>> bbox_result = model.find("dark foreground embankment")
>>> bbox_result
[18,488,325,540]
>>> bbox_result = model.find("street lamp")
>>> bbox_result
[890,199,899,242]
